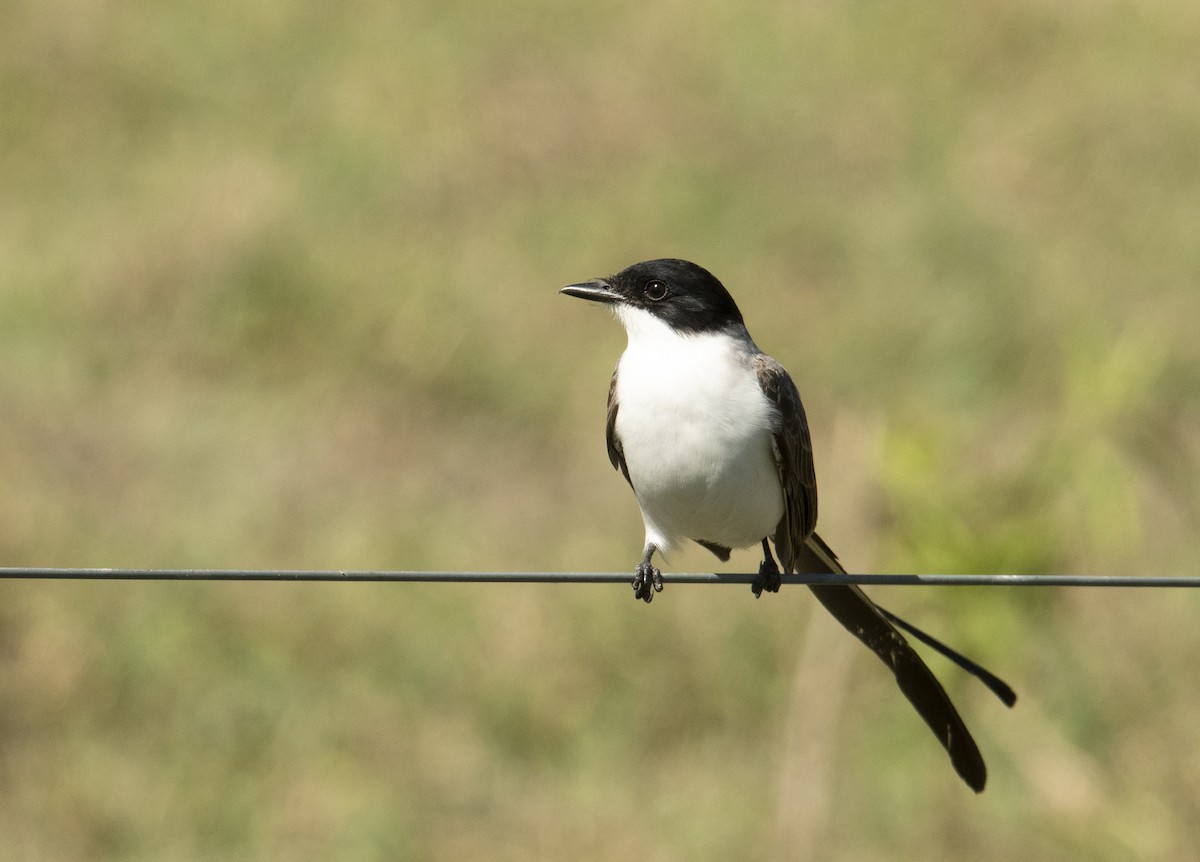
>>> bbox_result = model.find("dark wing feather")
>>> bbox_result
[753,355,817,574]
[695,539,732,562]
[755,357,989,792]
[606,367,632,487]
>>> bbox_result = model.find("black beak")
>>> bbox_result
[560,279,621,304]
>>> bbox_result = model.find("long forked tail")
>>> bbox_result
[794,532,1016,793]
[798,534,1016,706]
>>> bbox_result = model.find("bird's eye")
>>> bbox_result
[644,280,668,301]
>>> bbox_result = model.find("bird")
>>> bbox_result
[561,258,1015,792]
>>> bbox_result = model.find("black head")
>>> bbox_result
[561,259,745,335]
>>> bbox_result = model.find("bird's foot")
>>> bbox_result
[752,555,781,598]
[632,561,663,603]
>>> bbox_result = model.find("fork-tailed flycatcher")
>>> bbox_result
[561,258,1014,792]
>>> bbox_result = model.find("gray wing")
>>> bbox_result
[753,354,817,574]
[606,367,632,487]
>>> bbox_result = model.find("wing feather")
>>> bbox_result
[753,354,817,574]
[606,367,632,487]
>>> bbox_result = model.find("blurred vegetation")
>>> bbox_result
[2,0,1199,859]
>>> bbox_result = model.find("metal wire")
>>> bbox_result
[0,568,1197,586]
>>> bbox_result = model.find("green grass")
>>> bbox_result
[2,0,1199,858]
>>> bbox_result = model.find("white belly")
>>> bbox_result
[614,326,783,556]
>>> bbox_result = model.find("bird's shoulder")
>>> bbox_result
[751,353,802,421]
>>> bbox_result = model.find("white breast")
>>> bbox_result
[612,306,784,557]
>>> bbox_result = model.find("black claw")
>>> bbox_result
[633,578,651,602]
[633,561,662,603]
[753,555,782,598]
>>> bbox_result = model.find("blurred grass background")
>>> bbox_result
[2,0,1199,858]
